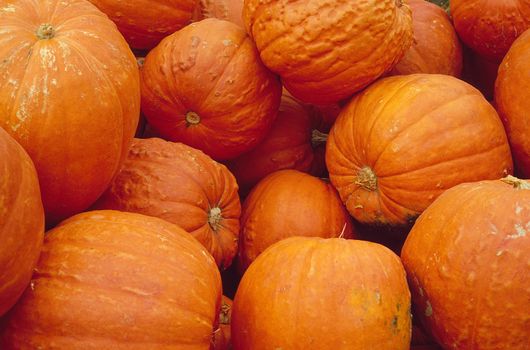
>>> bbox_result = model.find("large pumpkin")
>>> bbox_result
[141,18,281,161]
[0,210,222,349]
[242,0,413,104]
[326,74,513,227]
[199,0,244,27]
[0,0,140,225]
[0,128,44,316]
[232,237,412,349]
[87,0,199,49]
[495,29,530,177]
[450,0,530,62]
[237,169,355,272]
[390,0,462,77]
[401,176,530,349]
[93,138,241,270]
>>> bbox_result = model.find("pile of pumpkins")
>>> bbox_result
[0,0,529,349]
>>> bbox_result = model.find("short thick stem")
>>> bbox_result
[186,111,201,126]
[208,207,223,232]
[355,166,377,192]
[501,175,530,190]
[311,129,328,148]
[36,23,55,40]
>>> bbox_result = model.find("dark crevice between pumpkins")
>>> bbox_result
[36,23,55,40]
[208,207,223,232]
[355,166,378,192]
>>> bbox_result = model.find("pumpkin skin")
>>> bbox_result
[450,0,530,62]
[401,177,530,349]
[199,0,244,27]
[87,0,199,50]
[243,0,413,104]
[141,18,281,161]
[0,0,140,225]
[326,74,513,227]
[232,237,412,350]
[93,138,241,270]
[237,169,355,273]
[213,296,232,350]
[0,210,222,349]
[495,29,530,177]
[390,0,463,77]
[0,128,44,316]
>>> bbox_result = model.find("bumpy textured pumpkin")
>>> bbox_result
[0,0,140,225]
[93,138,241,270]
[88,0,199,49]
[232,237,412,349]
[0,210,222,349]
[200,0,244,27]
[326,74,513,227]
[237,170,355,272]
[213,295,232,350]
[141,18,281,161]
[390,0,462,77]
[0,128,44,316]
[243,0,413,104]
[401,177,530,349]
[450,0,530,62]
[495,29,530,177]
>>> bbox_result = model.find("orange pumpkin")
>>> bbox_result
[0,210,222,349]
[243,0,413,104]
[390,0,463,77]
[213,295,232,350]
[232,237,412,349]
[199,0,244,27]
[450,0,530,62]
[88,0,200,49]
[0,0,140,225]
[237,170,355,273]
[0,128,44,316]
[401,176,530,349]
[141,18,281,161]
[93,138,241,270]
[495,29,530,177]
[326,74,513,227]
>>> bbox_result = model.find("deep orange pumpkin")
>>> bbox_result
[450,0,530,62]
[0,128,44,316]
[243,0,413,104]
[0,210,222,349]
[93,138,241,270]
[401,177,530,349]
[199,0,244,27]
[213,295,232,350]
[141,18,281,161]
[0,0,140,225]
[495,29,530,177]
[232,237,412,349]
[326,74,513,227]
[237,169,355,273]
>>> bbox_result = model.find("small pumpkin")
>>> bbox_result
[93,138,241,270]
[141,18,281,161]
[214,296,233,350]
[199,0,244,27]
[0,127,44,316]
[232,237,412,349]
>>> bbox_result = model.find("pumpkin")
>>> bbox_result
[0,0,140,225]
[213,296,232,350]
[0,127,44,316]
[237,169,355,273]
[450,0,530,62]
[0,210,222,349]
[390,0,463,77]
[199,0,244,27]
[232,237,412,349]
[93,138,241,270]
[141,18,281,161]
[326,74,513,227]
[401,176,530,349]
[242,0,413,104]
[495,29,530,177]
[87,0,199,50]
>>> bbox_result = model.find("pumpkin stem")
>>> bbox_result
[219,301,231,325]
[208,207,223,232]
[311,129,328,148]
[36,23,55,40]
[185,111,201,126]
[395,0,403,7]
[355,166,378,192]
[338,223,348,239]
[501,175,530,190]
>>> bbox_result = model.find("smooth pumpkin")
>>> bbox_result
[141,18,281,161]
[93,138,241,270]
[326,74,513,227]
[0,0,140,225]
[0,127,44,316]
[495,29,530,177]
[213,295,232,350]
[0,210,222,349]
[401,176,530,349]
[199,0,244,27]
[242,0,413,104]
[232,237,412,349]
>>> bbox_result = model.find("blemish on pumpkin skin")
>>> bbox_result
[425,301,433,317]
